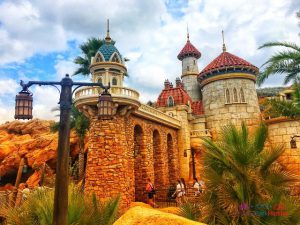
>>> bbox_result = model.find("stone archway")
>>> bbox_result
[167,133,176,186]
[133,125,145,202]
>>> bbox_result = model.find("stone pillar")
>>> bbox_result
[85,115,134,211]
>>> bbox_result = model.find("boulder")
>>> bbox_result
[0,119,80,186]
[114,205,206,225]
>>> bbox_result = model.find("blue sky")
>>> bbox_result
[0,0,299,123]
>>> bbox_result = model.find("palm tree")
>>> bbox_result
[73,38,104,76]
[51,106,90,180]
[262,81,300,119]
[257,42,300,86]
[200,123,300,225]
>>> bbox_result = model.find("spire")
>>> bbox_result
[222,30,226,52]
[105,19,111,42]
[187,23,190,41]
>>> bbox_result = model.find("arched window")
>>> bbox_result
[96,54,104,62]
[225,88,230,104]
[111,53,120,63]
[240,88,245,102]
[112,77,117,86]
[233,88,238,102]
[167,96,174,107]
[187,66,190,71]
[193,60,196,65]
[97,77,102,83]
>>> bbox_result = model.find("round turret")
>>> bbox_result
[177,33,201,101]
[90,21,126,87]
[199,47,260,137]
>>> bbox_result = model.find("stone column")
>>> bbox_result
[84,115,134,211]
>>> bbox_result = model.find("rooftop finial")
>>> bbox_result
[105,19,111,42]
[222,30,226,52]
[187,23,190,41]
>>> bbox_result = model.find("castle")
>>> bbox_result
[73,24,300,210]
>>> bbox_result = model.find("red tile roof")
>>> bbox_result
[177,40,201,60]
[157,86,192,107]
[191,101,204,115]
[199,51,258,78]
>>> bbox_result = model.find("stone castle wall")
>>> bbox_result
[267,118,300,174]
[182,74,201,101]
[202,78,260,138]
[85,113,179,211]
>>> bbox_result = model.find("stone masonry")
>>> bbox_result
[85,113,179,211]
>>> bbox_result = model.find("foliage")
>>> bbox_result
[257,41,300,86]
[200,123,300,225]
[262,82,300,119]
[256,87,285,98]
[0,184,120,225]
[178,201,201,222]
[73,38,104,76]
[50,105,90,179]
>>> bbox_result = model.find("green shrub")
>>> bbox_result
[0,184,120,225]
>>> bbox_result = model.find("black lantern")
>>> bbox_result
[184,149,187,157]
[290,137,297,149]
[15,90,33,120]
[97,89,114,119]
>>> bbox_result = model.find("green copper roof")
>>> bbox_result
[98,41,123,62]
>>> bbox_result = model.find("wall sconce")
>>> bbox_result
[290,135,300,149]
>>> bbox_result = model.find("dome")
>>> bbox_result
[198,51,258,81]
[157,80,192,107]
[98,41,123,63]
[177,40,201,60]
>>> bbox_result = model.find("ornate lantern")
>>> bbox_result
[184,149,187,157]
[15,90,33,120]
[290,138,297,149]
[97,89,114,119]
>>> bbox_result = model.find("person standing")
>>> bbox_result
[180,178,186,202]
[146,178,158,208]
[172,179,183,205]
[193,178,200,196]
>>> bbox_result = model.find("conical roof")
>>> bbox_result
[199,51,258,80]
[177,40,201,60]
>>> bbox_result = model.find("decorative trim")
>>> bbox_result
[90,62,127,71]
[181,72,198,78]
[200,73,256,87]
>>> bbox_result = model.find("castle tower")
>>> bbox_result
[198,31,260,137]
[90,19,127,87]
[177,30,201,101]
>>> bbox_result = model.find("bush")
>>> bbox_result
[0,184,120,225]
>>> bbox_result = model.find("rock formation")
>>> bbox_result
[0,119,81,189]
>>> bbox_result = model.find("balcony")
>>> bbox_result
[74,86,140,108]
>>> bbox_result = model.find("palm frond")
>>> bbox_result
[258,41,300,52]
[178,201,201,221]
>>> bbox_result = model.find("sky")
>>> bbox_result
[0,0,299,123]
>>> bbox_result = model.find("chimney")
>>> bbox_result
[164,79,170,89]
[176,77,181,88]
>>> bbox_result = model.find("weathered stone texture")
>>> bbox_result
[202,78,260,137]
[85,113,179,211]
[267,119,300,174]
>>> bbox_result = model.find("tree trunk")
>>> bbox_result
[78,138,85,180]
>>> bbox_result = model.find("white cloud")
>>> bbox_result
[0,0,299,122]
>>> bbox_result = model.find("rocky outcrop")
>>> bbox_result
[0,119,82,188]
[113,205,206,225]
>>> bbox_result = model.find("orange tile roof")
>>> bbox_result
[157,86,192,107]
[199,51,258,79]
[177,40,201,60]
[191,101,204,115]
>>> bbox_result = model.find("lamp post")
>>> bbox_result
[15,74,113,225]
[184,148,196,179]
[290,135,300,149]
